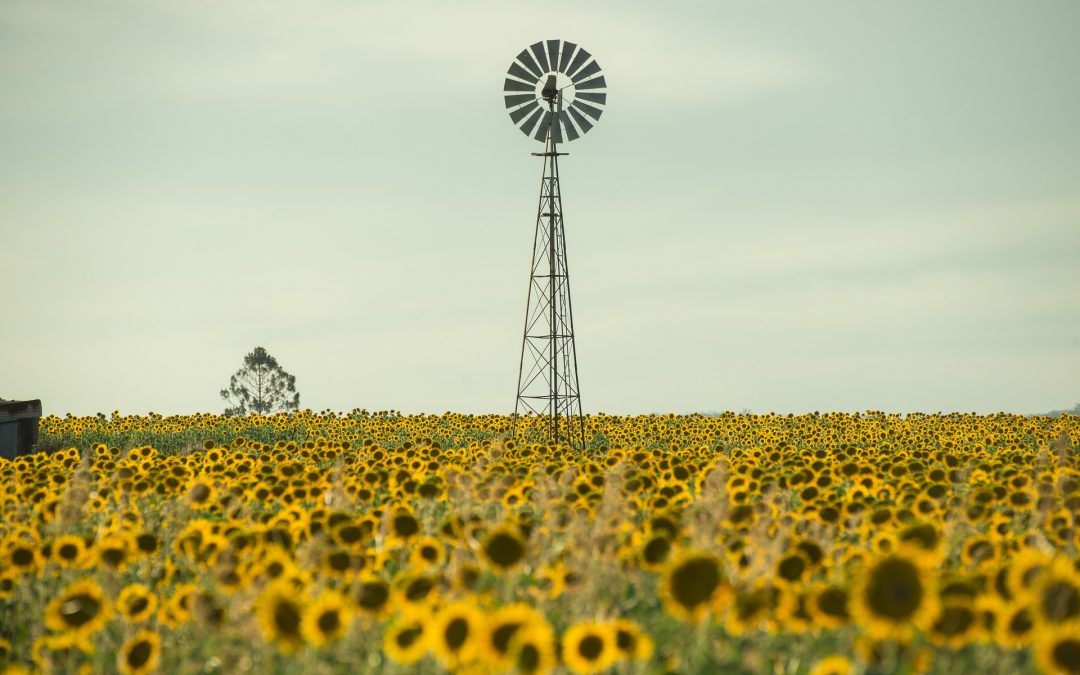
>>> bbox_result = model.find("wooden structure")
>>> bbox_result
[0,399,41,459]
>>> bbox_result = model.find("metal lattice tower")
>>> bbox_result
[502,40,607,449]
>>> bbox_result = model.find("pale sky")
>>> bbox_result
[2,1,1078,416]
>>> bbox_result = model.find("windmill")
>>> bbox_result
[503,39,607,449]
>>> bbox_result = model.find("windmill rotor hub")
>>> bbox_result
[503,39,607,143]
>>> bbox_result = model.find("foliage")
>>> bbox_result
[220,347,300,417]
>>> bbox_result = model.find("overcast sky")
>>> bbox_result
[2,1,1078,416]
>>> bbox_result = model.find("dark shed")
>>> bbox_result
[0,399,42,459]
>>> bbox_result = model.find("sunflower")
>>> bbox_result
[661,550,729,623]
[809,583,851,629]
[117,629,161,675]
[479,603,545,669]
[44,578,113,640]
[562,621,617,675]
[481,527,528,571]
[51,534,89,569]
[383,619,428,666]
[851,550,938,639]
[508,621,557,675]
[1034,621,1080,675]
[809,655,854,675]
[256,581,306,654]
[996,603,1036,648]
[350,575,393,618]
[94,532,135,573]
[4,540,41,575]
[611,618,653,663]
[927,601,980,648]
[117,584,158,623]
[429,600,485,668]
[409,536,446,570]
[301,589,351,647]
[0,571,16,599]
[1031,557,1080,626]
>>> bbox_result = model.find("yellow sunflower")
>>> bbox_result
[508,621,557,675]
[479,603,545,669]
[1030,557,1080,626]
[44,578,113,641]
[1034,621,1080,675]
[117,584,158,624]
[562,621,617,675]
[255,581,306,654]
[481,526,528,571]
[611,618,654,663]
[301,589,351,648]
[851,549,938,639]
[429,600,485,668]
[117,629,161,675]
[661,550,729,623]
[383,619,428,666]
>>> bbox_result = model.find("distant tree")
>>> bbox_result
[220,347,300,416]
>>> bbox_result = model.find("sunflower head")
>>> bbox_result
[661,550,729,623]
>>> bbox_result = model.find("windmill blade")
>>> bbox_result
[575,91,606,105]
[533,110,554,141]
[530,42,550,73]
[558,110,580,141]
[571,100,603,121]
[571,60,602,83]
[565,48,591,79]
[544,39,561,71]
[504,77,535,93]
[516,49,543,79]
[550,112,563,143]
[510,101,541,123]
[568,106,593,134]
[519,106,546,137]
[575,75,606,91]
[558,42,577,72]
[507,62,539,84]
[504,93,536,109]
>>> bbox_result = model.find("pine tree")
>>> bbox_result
[220,347,300,416]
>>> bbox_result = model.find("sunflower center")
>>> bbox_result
[578,634,604,661]
[444,617,469,650]
[357,582,390,610]
[1041,581,1080,623]
[61,593,101,627]
[671,556,721,609]
[274,600,301,636]
[318,610,341,634]
[484,532,526,568]
[127,640,153,668]
[778,555,806,582]
[1053,638,1080,669]
[127,597,150,615]
[865,557,923,621]
[393,514,420,538]
[932,605,975,636]
[643,537,671,565]
[59,544,79,560]
[12,548,33,567]
[518,643,541,672]
[817,587,850,619]
[396,626,423,649]
[493,622,523,653]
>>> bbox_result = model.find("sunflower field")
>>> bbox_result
[2,410,1079,674]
